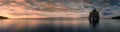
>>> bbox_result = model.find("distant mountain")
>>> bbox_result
[112,16,120,19]
[0,16,8,19]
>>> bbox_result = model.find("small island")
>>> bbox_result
[0,16,9,19]
[112,16,120,19]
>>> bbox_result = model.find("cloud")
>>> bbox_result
[101,6,120,18]
[0,0,120,18]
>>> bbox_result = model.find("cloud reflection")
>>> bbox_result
[0,19,89,31]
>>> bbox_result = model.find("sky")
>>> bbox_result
[0,0,120,18]
[87,0,120,17]
[41,0,120,18]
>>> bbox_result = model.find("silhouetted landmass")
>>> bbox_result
[112,16,120,19]
[89,9,100,23]
[0,16,8,19]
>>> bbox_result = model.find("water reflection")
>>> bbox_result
[89,21,99,29]
[89,19,99,32]
[0,18,119,32]
[0,18,89,32]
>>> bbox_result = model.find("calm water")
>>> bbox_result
[0,18,120,32]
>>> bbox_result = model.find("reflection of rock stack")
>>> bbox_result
[89,9,100,23]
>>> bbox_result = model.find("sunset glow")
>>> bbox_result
[0,0,90,18]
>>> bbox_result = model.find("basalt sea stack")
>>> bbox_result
[88,9,100,23]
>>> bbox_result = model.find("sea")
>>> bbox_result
[0,18,120,32]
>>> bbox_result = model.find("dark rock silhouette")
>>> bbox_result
[0,16,8,19]
[88,9,100,31]
[112,16,120,19]
[88,9,100,24]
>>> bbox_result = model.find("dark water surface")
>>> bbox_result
[0,18,120,32]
